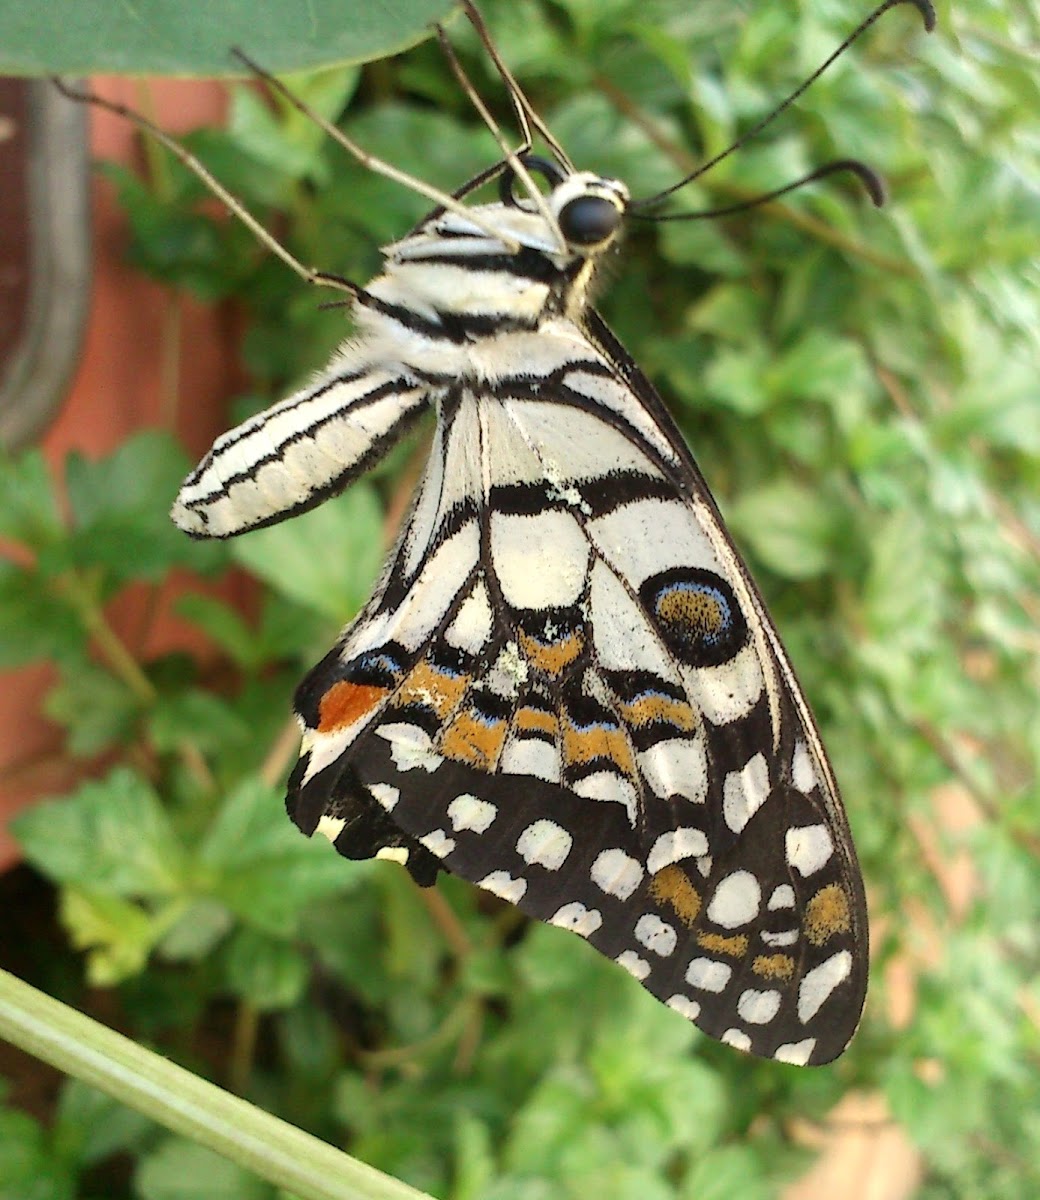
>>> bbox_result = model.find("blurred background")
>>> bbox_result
[1,0,1037,1196]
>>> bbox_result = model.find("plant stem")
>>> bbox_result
[229,998,260,1095]
[419,887,472,960]
[260,716,303,788]
[0,969,433,1200]
[56,570,158,705]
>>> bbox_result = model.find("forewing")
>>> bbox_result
[288,318,867,1065]
[172,345,427,538]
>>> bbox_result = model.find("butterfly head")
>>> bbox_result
[501,155,630,257]
[386,155,629,266]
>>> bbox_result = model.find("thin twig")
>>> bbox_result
[179,739,218,795]
[357,997,474,1071]
[229,1000,261,1095]
[452,1000,484,1074]
[594,74,915,275]
[418,887,473,960]
[55,571,157,705]
[912,720,1040,858]
[260,717,303,789]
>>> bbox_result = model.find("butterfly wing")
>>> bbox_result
[288,313,867,1065]
[171,348,428,539]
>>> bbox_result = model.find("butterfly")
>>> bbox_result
[164,0,932,1064]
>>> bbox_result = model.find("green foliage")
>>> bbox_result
[2,0,1039,1197]
[0,1,455,76]
[0,1078,152,1200]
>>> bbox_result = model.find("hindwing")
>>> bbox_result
[286,314,868,1066]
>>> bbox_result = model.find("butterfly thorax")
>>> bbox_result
[363,170,630,341]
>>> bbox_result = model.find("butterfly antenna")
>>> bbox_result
[228,48,522,251]
[630,0,935,210]
[459,0,575,173]
[632,158,885,222]
[51,77,360,295]
[434,22,565,251]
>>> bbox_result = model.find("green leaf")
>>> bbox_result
[687,285,767,343]
[588,1017,723,1157]
[44,661,139,756]
[0,450,63,549]
[228,67,360,186]
[276,1003,341,1083]
[222,928,308,1010]
[862,509,944,649]
[147,688,253,755]
[451,1114,496,1200]
[64,431,189,530]
[60,432,223,583]
[703,344,772,414]
[728,478,839,579]
[60,886,163,985]
[52,1079,153,1167]
[659,217,747,276]
[12,768,186,898]
[175,593,258,668]
[230,484,384,621]
[0,562,85,667]
[2,0,455,76]
[156,898,235,961]
[198,777,353,934]
[501,1065,595,1175]
[175,591,325,671]
[765,331,870,418]
[680,1145,770,1200]
[298,888,387,1007]
[517,921,606,997]
[0,1107,75,1200]
[135,1137,273,1200]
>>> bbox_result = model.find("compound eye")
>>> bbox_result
[558,195,623,247]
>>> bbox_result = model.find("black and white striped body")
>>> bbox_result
[173,164,867,1065]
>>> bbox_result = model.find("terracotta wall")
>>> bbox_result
[0,80,245,869]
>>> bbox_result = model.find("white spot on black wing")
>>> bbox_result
[590,848,643,899]
[686,959,732,993]
[785,824,835,876]
[706,870,761,928]
[516,819,573,869]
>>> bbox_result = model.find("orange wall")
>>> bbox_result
[0,80,246,868]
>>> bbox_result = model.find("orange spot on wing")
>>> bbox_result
[697,931,749,958]
[804,884,851,946]
[519,628,584,676]
[561,711,636,778]
[752,953,795,981]
[650,865,702,927]
[617,694,697,732]
[514,706,558,738]
[396,660,469,719]
[440,710,508,771]
[317,681,388,732]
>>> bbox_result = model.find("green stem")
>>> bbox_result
[229,999,260,1095]
[0,969,433,1200]
[56,570,158,705]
